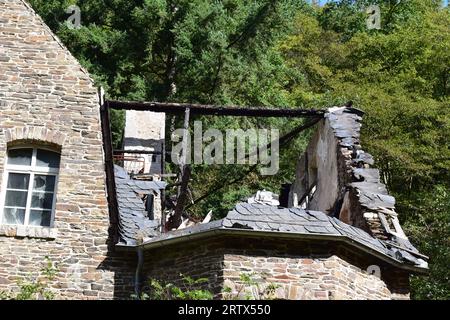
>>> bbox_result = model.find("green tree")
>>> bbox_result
[280,0,450,299]
[30,0,314,218]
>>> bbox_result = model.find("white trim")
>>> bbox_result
[23,171,33,226]
[6,166,59,174]
[0,147,60,228]
[0,159,9,226]
[49,173,59,228]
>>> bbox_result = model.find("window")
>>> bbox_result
[0,147,60,227]
[145,193,155,220]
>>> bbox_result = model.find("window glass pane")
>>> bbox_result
[2,208,25,225]
[31,192,54,210]
[5,190,28,207]
[29,210,51,227]
[7,149,32,166]
[36,149,60,168]
[33,175,56,192]
[7,173,30,190]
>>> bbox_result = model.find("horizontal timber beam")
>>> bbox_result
[106,100,325,118]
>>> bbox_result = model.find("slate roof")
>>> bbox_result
[136,203,428,272]
[114,165,166,245]
[327,108,397,212]
[326,108,424,249]
[113,106,428,273]
[327,108,374,167]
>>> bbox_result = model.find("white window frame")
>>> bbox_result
[0,146,60,228]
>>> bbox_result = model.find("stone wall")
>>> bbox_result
[223,253,408,300]
[141,240,225,297]
[139,236,410,300]
[0,0,131,299]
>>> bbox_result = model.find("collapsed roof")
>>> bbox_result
[112,105,428,273]
[121,202,427,273]
[115,165,166,244]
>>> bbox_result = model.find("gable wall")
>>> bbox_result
[288,108,393,238]
[288,118,341,213]
[0,0,125,299]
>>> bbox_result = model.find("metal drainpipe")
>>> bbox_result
[134,247,144,298]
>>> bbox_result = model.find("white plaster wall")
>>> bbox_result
[123,110,165,175]
[309,119,339,212]
[289,118,340,214]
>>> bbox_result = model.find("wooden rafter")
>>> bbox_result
[99,91,120,244]
[103,98,324,233]
[106,100,325,118]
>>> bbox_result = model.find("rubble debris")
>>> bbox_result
[247,190,280,206]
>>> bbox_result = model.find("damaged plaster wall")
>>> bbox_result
[288,117,340,213]
[288,107,414,245]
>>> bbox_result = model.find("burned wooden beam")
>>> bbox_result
[180,107,191,167]
[167,165,192,231]
[166,108,191,231]
[186,118,322,209]
[106,100,325,118]
[160,117,167,233]
[99,93,120,245]
[243,117,322,164]
[278,118,322,145]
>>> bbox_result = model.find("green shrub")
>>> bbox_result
[223,272,279,300]
[134,274,213,300]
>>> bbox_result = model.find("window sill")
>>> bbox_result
[0,224,57,239]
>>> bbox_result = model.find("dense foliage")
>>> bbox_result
[279,0,449,299]
[28,0,449,299]
[136,275,213,300]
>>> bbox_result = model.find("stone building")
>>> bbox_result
[0,0,125,299]
[119,107,428,300]
[0,0,428,300]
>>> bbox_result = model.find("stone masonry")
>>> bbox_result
[139,236,410,300]
[0,0,123,299]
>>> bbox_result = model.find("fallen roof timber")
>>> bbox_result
[106,100,326,118]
